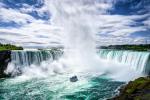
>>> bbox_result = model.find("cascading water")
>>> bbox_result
[10,50,62,66]
[5,49,63,76]
[98,49,150,75]
[5,49,150,78]
[11,50,53,67]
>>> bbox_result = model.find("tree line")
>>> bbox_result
[100,44,150,51]
[0,43,23,50]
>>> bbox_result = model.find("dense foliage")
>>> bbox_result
[0,43,23,50]
[100,44,150,51]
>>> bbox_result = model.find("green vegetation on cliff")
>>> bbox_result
[110,77,150,100]
[0,43,23,50]
[101,44,150,51]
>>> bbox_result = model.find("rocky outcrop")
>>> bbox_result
[0,50,11,78]
[110,76,150,100]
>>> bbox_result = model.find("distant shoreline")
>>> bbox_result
[99,44,150,51]
[0,43,150,51]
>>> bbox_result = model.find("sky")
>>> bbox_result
[0,0,150,48]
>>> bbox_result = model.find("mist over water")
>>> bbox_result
[4,0,146,82]
[45,0,98,69]
[43,0,144,81]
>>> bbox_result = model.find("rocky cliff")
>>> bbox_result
[0,50,11,78]
[110,76,150,100]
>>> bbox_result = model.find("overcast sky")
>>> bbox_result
[0,0,150,48]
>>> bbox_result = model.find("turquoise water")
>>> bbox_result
[0,72,123,100]
[1,49,150,100]
[3,49,150,100]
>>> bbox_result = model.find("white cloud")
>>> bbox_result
[97,14,148,35]
[143,17,150,28]
[0,8,35,24]
[0,19,62,48]
[0,0,149,47]
[0,2,5,7]
[20,3,48,18]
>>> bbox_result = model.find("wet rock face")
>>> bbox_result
[110,76,150,100]
[70,76,78,82]
[0,50,11,78]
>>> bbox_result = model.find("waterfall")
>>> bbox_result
[98,49,150,75]
[11,50,63,67]
[5,49,63,76]
[4,49,150,80]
